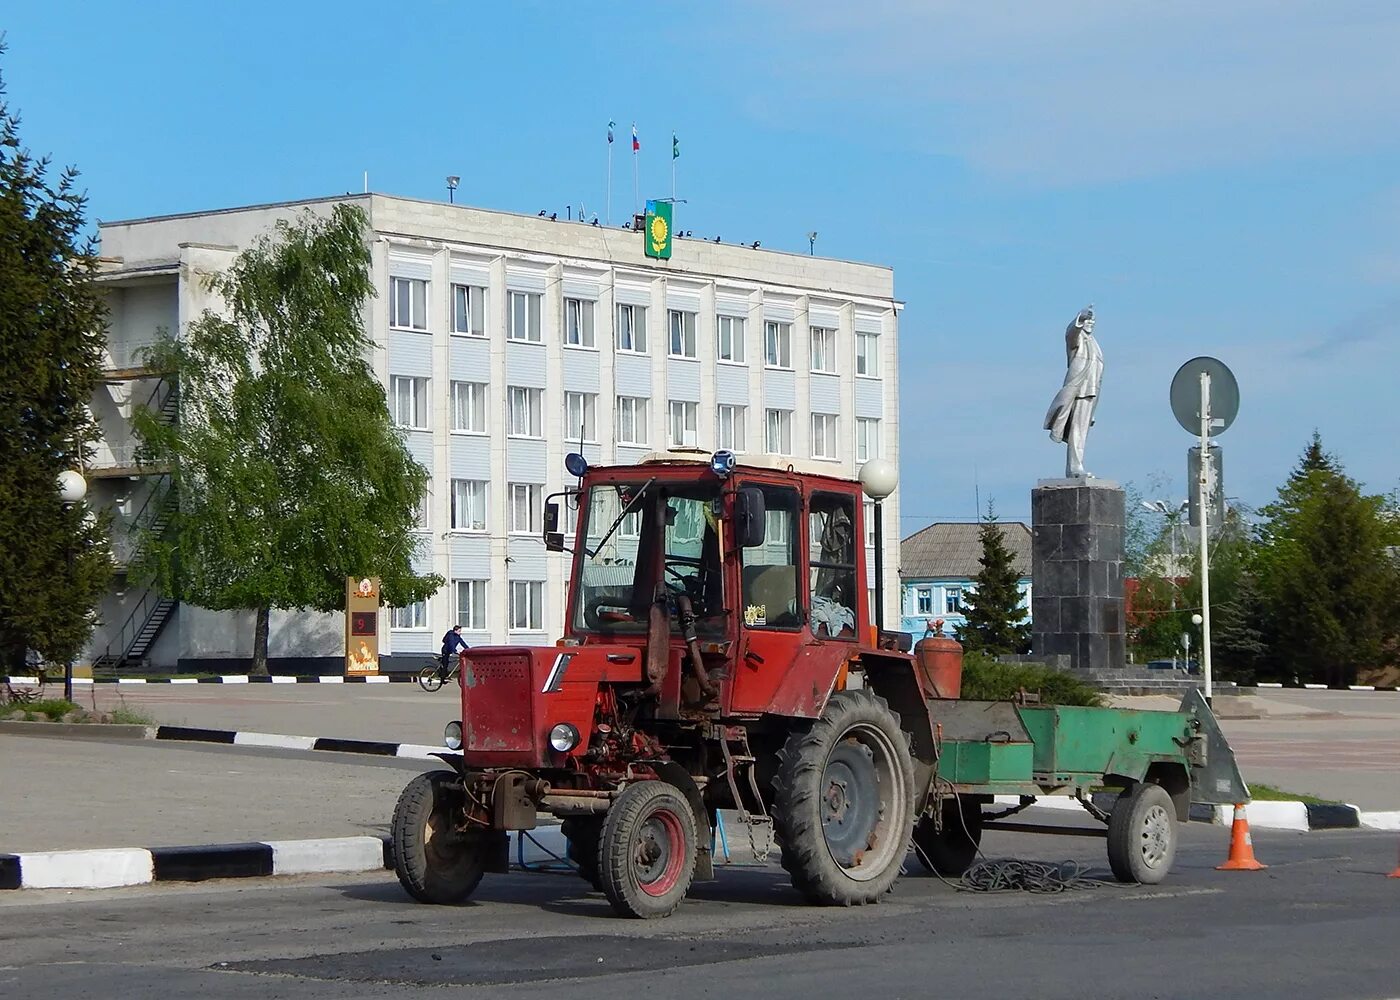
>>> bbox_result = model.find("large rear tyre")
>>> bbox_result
[561,816,603,891]
[597,782,697,918]
[1107,782,1177,884]
[772,690,916,906]
[391,771,485,904]
[418,664,445,692]
[913,796,983,877]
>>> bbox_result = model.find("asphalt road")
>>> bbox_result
[4,825,1398,1000]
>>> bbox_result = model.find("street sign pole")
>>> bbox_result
[1197,371,1213,702]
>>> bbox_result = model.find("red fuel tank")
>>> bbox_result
[914,635,963,700]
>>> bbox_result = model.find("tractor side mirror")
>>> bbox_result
[543,502,565,552]
[734,488,766,548]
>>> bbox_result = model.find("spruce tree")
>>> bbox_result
[0,52,113,670]
[132,204,442,673]
[955,503,1031,655]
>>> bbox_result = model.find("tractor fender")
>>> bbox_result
[859,652,939,811]
[648,760,715,881]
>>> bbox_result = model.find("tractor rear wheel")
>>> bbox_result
[772,690,916,906]
[1107,782,1177,884]
[391,771,486,904]
[913,796,983,877]
[561,816,603,890]
[597,781,697,918]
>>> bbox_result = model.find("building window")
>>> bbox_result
[507,386,542,437]
[565,391,597,443]
[811,412,838,460]
[863,499,876,548]
[617,396,648,446]
[450,381,486,434]
[855,417,881,463]
[810,326,837,374]
[765,408,792,455]
[717,315,745,363]
[619,510,642,538]
[564,297,596,348]
[616,303,647,353]
[415,488,431,532]
[455,580,487,631]
[390,375,428,429]
[390,277,428,331]
[917,588,933,615]
[717,404,745,452]
[668,309,697,358]
[451,479,487,532]
[764,321,792,369]
[669,401,698,448]
[509,483,542,534]
[945,587,965,615]
[451,284,485,337]
[391,600,428,630]
[856,330,880,377]
[510,580,543,631]
[508,290,542,342]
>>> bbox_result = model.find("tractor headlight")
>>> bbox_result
[549,722,580,753]
[443,721,463,751]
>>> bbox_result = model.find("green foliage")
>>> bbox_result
[954,503,1031,656]
[0,698,78,721]
[959,650,1104,706]
[0,49,113,670]
[132,204,441,672]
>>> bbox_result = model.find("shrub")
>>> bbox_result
[959,651,1104,706]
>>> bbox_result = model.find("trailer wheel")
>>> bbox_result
[391,771,485,904]
[772,690,916,906]
[597,781,697,918]
[561,816,603,891]
[913,796,983,877]
[1107,782,1177,884]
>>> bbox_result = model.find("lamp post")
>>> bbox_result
[807,231,818,256]
[58,469,88,703]
[859,459,899,635]
[446,175,460,204]
[1141,498,1189,667]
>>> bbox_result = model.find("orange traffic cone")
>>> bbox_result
[1217,804,1267,871]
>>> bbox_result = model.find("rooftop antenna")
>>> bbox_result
[807,231,818,255]
[974,466,981,522]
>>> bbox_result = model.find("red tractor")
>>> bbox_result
[388,450,1221,917]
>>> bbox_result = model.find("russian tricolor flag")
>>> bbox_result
[632,123,640,152]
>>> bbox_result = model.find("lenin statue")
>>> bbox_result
[1043,306,1102,479]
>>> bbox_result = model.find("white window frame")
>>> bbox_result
[917,588,933,615]
[856,417,881,463]
[415,488,431,533]
[391,600,428,630]
[389,277,428,332]
[717,404,745,452]
[864,499,876,549]
[764,407,792,455]
[945,587,965,615]
[764,320,792,369]
[451,283,486,337]
[564,297,596,349]
[390,375,428,430]
[507,290,543,343]
[811,412,838,461]
[565,391,597,444]
[509,483,543,535]
[856,330,881,378]
[450,381,487,434]
[810,326,837,374]
[450,479,488,533]
[668,400,699,448]
[507,385,542,438]
[616,303,647,353]
[668,309,697,359]
[617,396,649,446]
[510,580,544,631]
[455,579,487,631]
[717,315,745,364]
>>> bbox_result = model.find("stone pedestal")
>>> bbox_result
[1031,479,1125,672]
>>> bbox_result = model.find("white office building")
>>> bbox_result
[86,194,901,672]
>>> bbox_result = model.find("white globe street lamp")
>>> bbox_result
[858,459,899,634]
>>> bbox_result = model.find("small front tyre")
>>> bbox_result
[391,771,485,904]
[1106,782,1178,885]
[597,782,697,918]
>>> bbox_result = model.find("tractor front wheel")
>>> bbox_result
[391,771,486,904]
[597,782,697,918]
[772,690,916,906]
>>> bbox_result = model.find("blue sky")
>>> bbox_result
[6,2,1398,531]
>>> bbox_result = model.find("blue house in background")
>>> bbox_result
[899,522,1033,638]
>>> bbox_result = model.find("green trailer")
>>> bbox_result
[910,688,1247,884]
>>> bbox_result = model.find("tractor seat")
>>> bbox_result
[741,564,800,628]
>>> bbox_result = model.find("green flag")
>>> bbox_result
[672,133,679,159]
[644,199,673,260]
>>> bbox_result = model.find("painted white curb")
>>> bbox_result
[1240,800,1310,832]
[1360,811,1400,832]
[233,731,318,751]
[395,743,444,760]
[19,848,153,889]
[268,836,385,875]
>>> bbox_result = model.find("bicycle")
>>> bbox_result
[418,655,460,692]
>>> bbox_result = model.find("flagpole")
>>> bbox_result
[632,123,639,217]
[607,145,613,226]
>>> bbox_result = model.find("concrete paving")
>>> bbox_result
[3,825,1398,999]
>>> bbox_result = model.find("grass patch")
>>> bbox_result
[959,652,1104,707]
[0,698,78,722]
[1248,783,1335,805]
[108,706,157,726]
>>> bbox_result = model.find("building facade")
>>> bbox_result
[86,194,902,671]
[899,522,1032,637]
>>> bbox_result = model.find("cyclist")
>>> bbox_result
[439,624,469,675]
